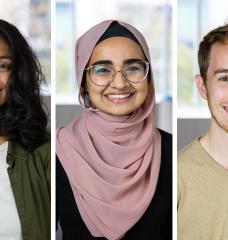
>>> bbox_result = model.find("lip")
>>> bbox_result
[104,92,135,103]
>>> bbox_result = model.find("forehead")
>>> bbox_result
[89,37,146,63]
[0,36,12,57]
[208,41,228,70]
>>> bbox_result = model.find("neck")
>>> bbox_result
[200,118,228,169]
[0,136,6,145]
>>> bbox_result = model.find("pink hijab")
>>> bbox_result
[56,20,161,240]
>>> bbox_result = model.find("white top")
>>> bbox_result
[0,142,23,240]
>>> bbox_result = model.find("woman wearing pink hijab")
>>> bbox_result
[56,20,172,240]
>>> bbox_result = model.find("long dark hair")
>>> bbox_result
[0,19,48,152]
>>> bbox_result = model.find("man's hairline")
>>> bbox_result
[201,37,228,84]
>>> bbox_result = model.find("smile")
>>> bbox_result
[105,93,134,103]
[106,93,131,99]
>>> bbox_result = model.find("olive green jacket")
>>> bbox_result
[7,140,51,240]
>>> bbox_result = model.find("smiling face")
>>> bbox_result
[196,41,228,133]
[0,36,12,106]
[84,37,149,116]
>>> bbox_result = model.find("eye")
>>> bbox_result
[219,76,228,82]
[93,65,112,75]
[125,63,143,73]
[126,66,140,72]
[0,63,11,71]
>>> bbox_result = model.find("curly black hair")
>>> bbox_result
[0,19,48,152]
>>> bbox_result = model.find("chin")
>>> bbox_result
[91,98,144,116]
[212,114,228,133]
[99,106,136,116]
[220,122,228,133]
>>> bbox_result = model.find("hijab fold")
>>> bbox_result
[56,20,161,240]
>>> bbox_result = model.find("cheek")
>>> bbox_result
[0,88,7,105]
[0,73,10,86]
[87,80,97,95]
[135,81,149,97]
[86,79,104,100]
[208,86,228,104]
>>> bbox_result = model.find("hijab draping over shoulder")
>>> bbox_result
[56,20,161,240]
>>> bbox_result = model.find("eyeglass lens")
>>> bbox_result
[88,61,149,86]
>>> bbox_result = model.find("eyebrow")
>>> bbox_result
[91,58,145,66]
[214,69,228,75]
[0,56,12,60]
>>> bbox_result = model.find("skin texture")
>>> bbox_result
[0,36,12,106]
[84,37,149,116]
[195,41,228,169]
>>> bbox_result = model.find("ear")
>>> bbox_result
[195,74,207,100]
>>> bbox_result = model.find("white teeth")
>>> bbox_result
[107,94,131,99]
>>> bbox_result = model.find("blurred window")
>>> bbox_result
[177,0,228,118]
[0,0,51,94]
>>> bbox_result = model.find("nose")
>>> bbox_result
[110,71,129,89]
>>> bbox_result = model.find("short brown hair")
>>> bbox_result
[198,24,228,82]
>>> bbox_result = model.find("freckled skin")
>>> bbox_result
[84,37,149,116]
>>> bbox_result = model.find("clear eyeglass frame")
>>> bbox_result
[85,60,150,86]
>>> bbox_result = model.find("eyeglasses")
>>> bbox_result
[85,60,149,86]
[0,62,12,72]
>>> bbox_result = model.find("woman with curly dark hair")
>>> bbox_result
[0,19,50,239]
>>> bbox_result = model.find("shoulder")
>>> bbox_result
[177,139,202,184]
[156,129,172,185]
[158,129,172,149]
[158,128,172,140]
[56,155,65,177]
[178,139,198,167]
[9,131,50,154]
[34,133,50,154]
[8,132,50,165]
[56,155,70,184]
[7,134,50,182]
[33,132,51,160]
